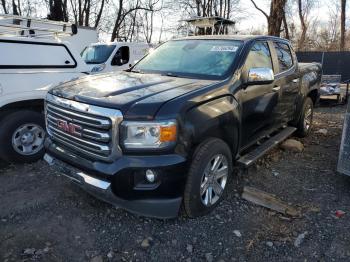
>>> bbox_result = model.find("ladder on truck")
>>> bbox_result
[0,14,77,38]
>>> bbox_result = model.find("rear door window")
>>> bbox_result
[273,42,294,73]
[244,41,273,71]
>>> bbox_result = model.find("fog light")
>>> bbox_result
[145,169,156,183]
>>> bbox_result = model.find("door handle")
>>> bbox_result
[272,86,281,92]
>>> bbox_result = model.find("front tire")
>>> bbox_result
[183,138,233,218]
[0,110,46,163]
[296,97,314,138]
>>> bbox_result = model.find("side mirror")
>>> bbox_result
[247,68,274,85]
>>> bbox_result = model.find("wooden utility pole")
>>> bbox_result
[340,0,347,51]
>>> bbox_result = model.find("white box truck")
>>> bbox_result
[0,15,93,163]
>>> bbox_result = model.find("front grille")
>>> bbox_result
[45,93,123,162]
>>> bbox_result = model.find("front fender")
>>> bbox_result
[181,95,240,158]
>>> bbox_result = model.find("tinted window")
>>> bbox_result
[134,40,242,79]
[274,42,293,72]
[112,46,130,66]
[245,41,273,70]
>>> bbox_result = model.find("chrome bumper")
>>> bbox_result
[43,153,182,218]
[44,153,110,190]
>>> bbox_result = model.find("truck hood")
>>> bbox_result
[49,71,216,119]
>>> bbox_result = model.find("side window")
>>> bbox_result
[112,46,130,66]
[245,41,273,71]
[273,42,293,72]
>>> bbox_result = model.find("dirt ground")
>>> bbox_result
[1,105,349,262]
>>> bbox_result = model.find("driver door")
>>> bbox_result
[240,41,280,146]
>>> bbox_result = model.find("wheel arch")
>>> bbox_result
[307,88,319,105]
[0,99,44,120]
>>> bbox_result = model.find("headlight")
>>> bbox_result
[91,63,106,73]
[121,120,177,149]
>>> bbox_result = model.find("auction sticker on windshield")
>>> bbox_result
[210,46,239,52]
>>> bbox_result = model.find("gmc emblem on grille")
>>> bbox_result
[57,119,82,136]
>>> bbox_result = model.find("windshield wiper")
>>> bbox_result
[163,72,179,77]
[127,68,143,74]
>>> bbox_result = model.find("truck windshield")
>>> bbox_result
[133,39,242,79]
[81,45,116,64]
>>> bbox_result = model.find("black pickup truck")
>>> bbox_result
[44,35,322,218]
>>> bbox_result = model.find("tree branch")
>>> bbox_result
[250,0,269,19]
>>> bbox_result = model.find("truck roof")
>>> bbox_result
[176,34,290,43]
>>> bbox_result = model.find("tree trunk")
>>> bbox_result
[226,0,230,18]
[297,0,307,50]
[1,0,7,14]
[111,0,124,41]
[84,0,90,26]
[251,0,286,37]
[282,11,289,39]
[268,0,287,36]
[94,0,105,28]
[48,0,65,21]
[12,0,19,15]
[78,0,83,25]
[340,0,346,51]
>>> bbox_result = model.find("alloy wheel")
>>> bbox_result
[200,154,229,206]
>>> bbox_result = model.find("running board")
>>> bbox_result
[237,127,297,168]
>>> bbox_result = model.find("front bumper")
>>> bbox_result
[44,139,188,218]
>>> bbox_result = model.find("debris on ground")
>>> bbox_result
[266,241,274,247]
[141,237,152,248]
[22,248,36,256]
[205,252,213,262]
[316,128,328,135]
[294,232,308,247]
[272,170,279,177]
[186,244,193,253]
[233,230,242,237]
[335,210,346,218]
[90,255,103,262]
[241,186,301,217]
[280,139,304,152]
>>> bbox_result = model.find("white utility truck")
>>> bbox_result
[81,42,150,73]
[0,15,91,163]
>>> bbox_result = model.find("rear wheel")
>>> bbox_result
[0,110,46,163]
[183,138,233,218]
[296,97,314,137]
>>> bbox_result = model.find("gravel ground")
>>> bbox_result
[1,105,349,262]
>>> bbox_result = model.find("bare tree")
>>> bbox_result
[282,11,289,39]
[340,0,346,51]
[12,0,21,15]
[1,0,8,13]
[250,0,287,37]
[179,0,239,19]
[94,0,105,28]
[297,0,316,50]
[47,0,67,21]
[110,0,158,41]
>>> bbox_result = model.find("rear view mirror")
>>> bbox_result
[247,68,274,85]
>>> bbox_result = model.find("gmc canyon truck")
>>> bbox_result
[44,35,322,218]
